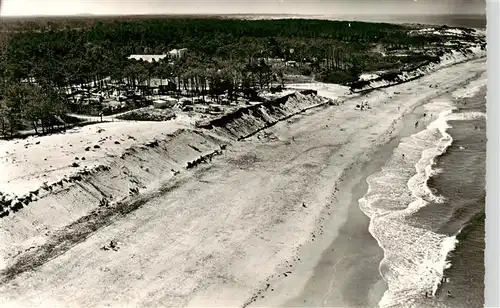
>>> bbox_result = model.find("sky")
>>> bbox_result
[0,0,487,17]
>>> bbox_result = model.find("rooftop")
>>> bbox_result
[127,55,167,63]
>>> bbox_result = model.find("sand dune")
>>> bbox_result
[0,56,486,307]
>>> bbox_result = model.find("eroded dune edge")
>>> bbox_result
[0,90,334,272]
[0,46,485,307]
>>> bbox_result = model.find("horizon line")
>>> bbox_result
[0,12,487,18]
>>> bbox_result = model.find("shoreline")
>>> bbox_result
[353,78,486,307]
[282,103,433,307]
[267,64,485,308]
[0,58,487,308]
[237,59,485,308]
[432,87,487,307]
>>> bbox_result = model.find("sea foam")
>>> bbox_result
[359,87,486,308]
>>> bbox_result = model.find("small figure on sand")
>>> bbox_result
[101,240,120,251]
[447,290,453,298]
[129,187,139,196]
[415,121,419,128]
[171,169,180,176]
[302,202,307,208]
[99,197,109,207]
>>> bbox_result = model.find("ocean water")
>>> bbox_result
[238,14,486,29]
[359,72,486,308]
[338,14,487,29]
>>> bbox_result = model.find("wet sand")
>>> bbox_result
[284,105,433,307]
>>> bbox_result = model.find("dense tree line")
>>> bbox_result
[0,80,67,136]
[0,17,446,137]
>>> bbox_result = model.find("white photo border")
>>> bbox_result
[486,1,499,307]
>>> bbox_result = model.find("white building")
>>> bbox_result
[168,48,188,59]
[138,78,171,88]
[127,54,167,63]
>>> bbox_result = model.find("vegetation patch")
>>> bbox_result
[0,17,484,137]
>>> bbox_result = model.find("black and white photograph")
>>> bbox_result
[0,1,494,307]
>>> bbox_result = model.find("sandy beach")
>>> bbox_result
[0,56,486,308]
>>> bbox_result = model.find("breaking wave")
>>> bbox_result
[358,95,485,308]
